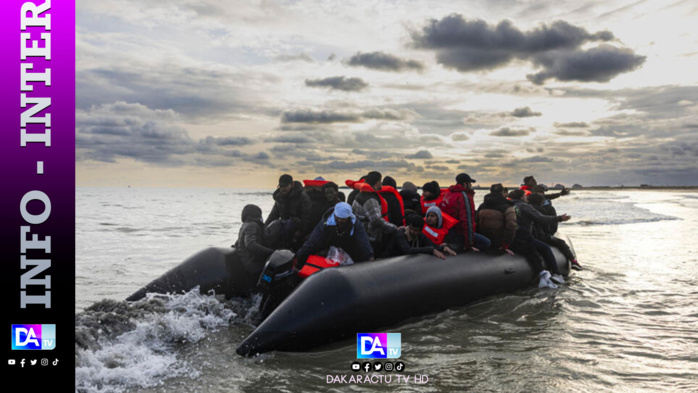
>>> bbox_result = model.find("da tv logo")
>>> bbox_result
[11,325,56,350]
[357,333,401,359]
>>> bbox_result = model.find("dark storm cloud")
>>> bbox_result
[511,106,542,117]
[411,14,643,84]
[76,102,272,167]
[491,127,532,137]
[346,51,425,72]
[527,45,646,85]
[305,76,369,92]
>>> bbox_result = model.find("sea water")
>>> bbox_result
[75,188,698,392]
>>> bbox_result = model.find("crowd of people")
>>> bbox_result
[234,172,581,290]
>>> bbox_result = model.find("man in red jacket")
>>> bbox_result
[440,173,491,252]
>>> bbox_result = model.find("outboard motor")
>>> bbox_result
[257,250,301,321]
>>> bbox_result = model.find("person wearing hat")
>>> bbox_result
[420,180,443,216]
[522,176,570,200]
[440,173,491,252]
[382,215,450,259]
[294,202,374,268]
[400,181,422,220]
[265,174,313,251]
[230,204,276,294]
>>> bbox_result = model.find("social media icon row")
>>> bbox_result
[8,358,58,367]
[351,361,405,372]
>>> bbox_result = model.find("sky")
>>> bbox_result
[75,0,698,188]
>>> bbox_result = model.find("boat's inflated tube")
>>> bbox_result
[126,247,245,301]
[236,235,573,356]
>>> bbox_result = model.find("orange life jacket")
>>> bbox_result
[377,185,405,225]
[520,185,532,196]
[422,211,459,245]
[420,188,447,215]
[298,255,341,278]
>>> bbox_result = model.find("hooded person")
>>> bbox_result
[477,183,518,254]
[400,181,421,220]
[378,176,405,227]
[265,174,313,250]
[295,202,374,268]
[440,173,491,251]
[422,206,459,255]
[352,171,397,257]
[231,204,276,294]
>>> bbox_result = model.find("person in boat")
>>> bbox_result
[509,189,570,285]
[522,176,570,199]
[346,175,366,206]
[265,174,313,251]
[379,176,405,227]
[232,204,276,293]
[322,181,345,204]
[477,183,517,255]
[400,181,421,220]
[422,206,459,255]
[420,180,443,216]
[295,202,374,268]
[382,214,449,259]
[528,190,582,270]
[304,177,333,231]
[352,171,397,257]
[440,173,491,252]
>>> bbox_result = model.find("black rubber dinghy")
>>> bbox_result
[236,236,573,356]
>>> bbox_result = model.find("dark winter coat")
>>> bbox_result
[382,227,435,258]
[400,189,422,219]
[235,205,275,275]
[295,208,374,266]
[304,186,332,231]
[477,193,517,249]
[512,200,563,241]
[265,181,313,235]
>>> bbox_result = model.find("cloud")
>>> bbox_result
[77,102,272,167]
[406,150,433,159]
[345,51,425,72]
[411,14,644,84]
[527,44,646,85]
[555,121,590,128]
[450,132,470,141]
[276,53,315,62]
[280,108,416,124]
[305,76,369,92]
[511,106,542,117]
[491,127,532,137]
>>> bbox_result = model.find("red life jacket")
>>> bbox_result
[347,180,389,222]
[303,179,329,188]
[298,255,340,278]
[520,185,532,196]
[422,211,459,245]
[377,185,405,225]
[420,188,447,215]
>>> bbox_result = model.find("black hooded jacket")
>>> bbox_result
[265,181,313,235]
[235,205,275,274]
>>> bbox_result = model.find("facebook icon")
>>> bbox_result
[356,333,401,359]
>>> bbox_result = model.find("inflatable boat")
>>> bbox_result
[126,236,574,356]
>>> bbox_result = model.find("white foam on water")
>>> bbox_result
[75,289,237,393]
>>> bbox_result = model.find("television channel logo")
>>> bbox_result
[11,324,56,350]
[356,333,401,359]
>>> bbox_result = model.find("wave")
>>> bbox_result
[75,289,260,393]
[570,216,680,226]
